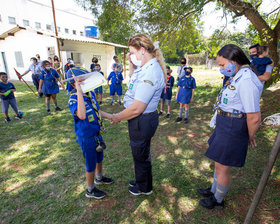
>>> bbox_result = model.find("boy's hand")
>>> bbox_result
[4,90,11,96]
[38,88,42,93]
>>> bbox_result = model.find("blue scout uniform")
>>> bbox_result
[0,81,18,113]
[123,57,165,193]
[177,75,196,104]
[68,89,103,172]
[108,71,123,96]
[206,66,263,167]
[160,75,174,100]
[39,68,60,95]
[28,62,43,96]
[94,71,104,94]
[252,56,273,76]
[0,81,15,100]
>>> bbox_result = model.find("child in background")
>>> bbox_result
[175,67,196,124]
[65,60,75,95]
[67,67,113,199]
[252,45,273,76]
[0,72,23,122]
[39,60,65,114]
[159,65,175,118]
[107,64,123,105]
[94,64,104,105]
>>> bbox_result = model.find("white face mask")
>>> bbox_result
[130,54,142,67]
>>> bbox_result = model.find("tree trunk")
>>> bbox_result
[218,0,280,86]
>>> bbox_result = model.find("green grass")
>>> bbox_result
[0,70,279,224]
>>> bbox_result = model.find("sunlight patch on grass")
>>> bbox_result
[35,170,55,183]
[174,148,182,155]
[178,197,196,214]
[4,180,25,193]
[199,160,211,171]
[168,136,178,145]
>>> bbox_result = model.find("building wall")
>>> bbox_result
[0,29,116,81]
[0,0,95,37]
[60,40,115,78]
[0,29,57,82]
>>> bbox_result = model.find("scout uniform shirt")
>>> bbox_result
[68,90,101,137]
[124,57,165,114]
[39,68,60,95]
[218,66,263,114]
[0,81,15,100]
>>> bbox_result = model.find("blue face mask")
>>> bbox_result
[185,71,191,76]
[1,77,8,82]
[46,66,52,70]
[250,54,258,60]
[220,62,236,77]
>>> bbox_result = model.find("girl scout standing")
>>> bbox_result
[159,65,174,118]
[39,61,65,114]
[94,64,104,105]
[107,64,124,105]
[197,44,262,209]
[67,67,113,199]
[111,34,165,196]
[175,67,196,123]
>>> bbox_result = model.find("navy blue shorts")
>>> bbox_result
[110,84,122,96]
[205,114,249,167]
[1,98,18,113]
[77,136,104,172]
[94,86,103,94]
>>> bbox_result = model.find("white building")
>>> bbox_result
[0,0,128,81]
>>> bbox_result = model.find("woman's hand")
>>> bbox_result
[249,135,257,147]
[111,113,120,124]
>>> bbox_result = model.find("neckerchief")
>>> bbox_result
[164,74,171,94]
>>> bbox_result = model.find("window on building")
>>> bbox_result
[65,28,69,34]
[80,31,83,36]
[57,26,61,32]
[8,17,16,24]
[23,19,29,27]
[46,24,52,30]
[72,30,76,35]
[35,22,41,29]
[14,51,24,67]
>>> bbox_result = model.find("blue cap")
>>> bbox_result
[66,67,89,83]
[113,63,120,68]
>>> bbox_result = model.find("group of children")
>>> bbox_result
[159,65,197,123]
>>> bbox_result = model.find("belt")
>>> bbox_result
[33,74,40,76]
[217,109,246,119]
[142,110,157,115]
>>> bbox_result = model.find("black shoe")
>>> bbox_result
[128,185,153,196]
[184,118,189,123]
[85,187,106,199]
[165,113,170,118]
[99,101,102,105]
[118,101,122,105]
[55,107,63,111]
[129,180,136,187]
[47,109,51,114]
[159,111,163,116]
[5,117,11,123]
[175,117,182,122]
[15,114,22,120]
[199,195,225,209]
[94,176,114,185]
[197,187,214,197]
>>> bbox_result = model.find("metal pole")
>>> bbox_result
[123,48,126,79]
[244,130,280,224]
[51,0,61,61]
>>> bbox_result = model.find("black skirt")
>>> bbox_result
[205,114,249,167]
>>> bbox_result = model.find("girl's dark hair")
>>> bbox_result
[0,72,7,76]
[42,60,50,66]
[217,44,250,66]
[257,45,269,55]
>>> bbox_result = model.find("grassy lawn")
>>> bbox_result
[0,68,279,224]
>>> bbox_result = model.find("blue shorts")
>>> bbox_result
[110,84,122,96]
[205,114,249,167]
[1,98,18,113]
[94,86,103,94]
[76,136,104,172]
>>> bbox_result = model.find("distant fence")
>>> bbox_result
[186,54,218,69]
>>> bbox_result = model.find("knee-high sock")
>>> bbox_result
[214,183,230,203]
[111,95,115,102]
[179,108,183,118]
[184,109,189,119]
[210,171,217,194]
[118,95,121,102]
